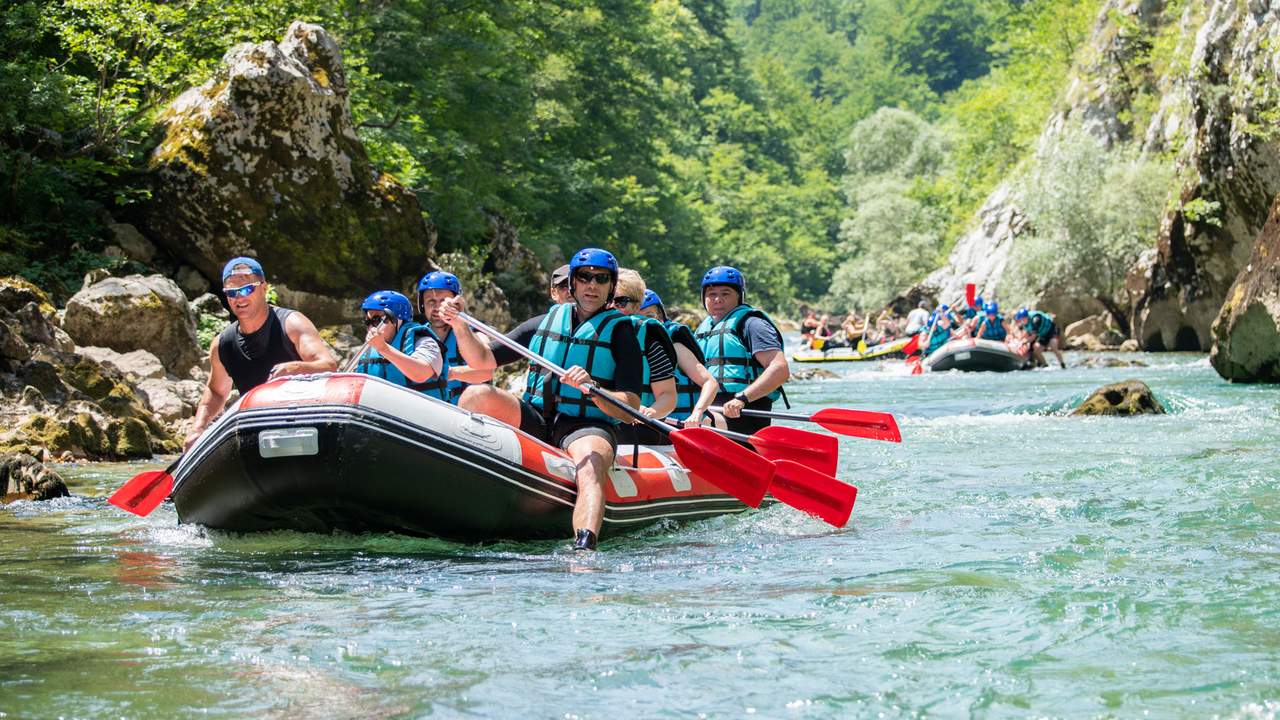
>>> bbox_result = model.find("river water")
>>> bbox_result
[3,352,1279,718]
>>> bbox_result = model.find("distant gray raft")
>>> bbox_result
[923,338,1029,373]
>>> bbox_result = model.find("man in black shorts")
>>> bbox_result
[441,248,643,550]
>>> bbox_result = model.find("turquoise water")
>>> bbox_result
[3,352,1280,718]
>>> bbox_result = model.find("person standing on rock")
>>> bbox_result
[439,248,644,551]
[412,271,496,403]
[184,257,336,450]
[694,266,790,436]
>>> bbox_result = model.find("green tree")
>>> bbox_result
[1005,125,1172,335]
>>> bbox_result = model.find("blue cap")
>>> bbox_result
[639,289,663,311]
[221,256,264,282]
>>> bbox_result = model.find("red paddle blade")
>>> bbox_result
[769,460,857,528]
[811,408,902,443]
[749,425,838,477]
[965,283,976,307]
[901,334,920,356]
[107,470,174,517]
[908,356,923,375]
[670,427,774,507]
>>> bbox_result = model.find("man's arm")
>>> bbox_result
[439,296,498,371]
[270,312,337,379]
[184,343,234,451]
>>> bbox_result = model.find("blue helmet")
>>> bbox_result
[940,304,950,312]
[983,301,998,315]
[361,290,412,322]
[569,248,619,276]
[416,270,461,296]
[973,295,984,308]
[701,265,746,300]
[639,289,663,311]
[1015,308,1029,321]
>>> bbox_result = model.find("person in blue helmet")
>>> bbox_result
[972,300,1009,342]
[694,265,790,436]
[441,248,644,551]
[413,270,496,403]
[185,256,336,451]
[921,309,960,357]
[1015,307,1066,368]
[352,291,447,395]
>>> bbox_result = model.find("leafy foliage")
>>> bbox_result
[1005,124,1173,320]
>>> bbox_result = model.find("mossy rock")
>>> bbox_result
[14,414,74,454]
[22,360,69,401]
[62,357,120,401]
[108,418,152,458]
[1071,380,1166,417]
[0,276,56,317]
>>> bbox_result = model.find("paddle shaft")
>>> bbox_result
[457,311,675,436]
[342,319,385,372]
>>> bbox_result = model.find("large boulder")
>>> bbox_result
[75,347,167,381]
[0,452,69,502]
[1071,379,1166,416]
[141,21,433,307]
[1210,194,1280,381]
[63,275,199,375]
[1064,313,1125,349]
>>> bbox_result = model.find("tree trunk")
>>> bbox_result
[1097,295,1131,338]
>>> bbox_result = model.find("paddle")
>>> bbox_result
[456,311,775,507]
[709,406,901,443]
[342,318,385,372]
[674,420,839,477]
[108,459,178,517]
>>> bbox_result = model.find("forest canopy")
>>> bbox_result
[2,0,1105,309]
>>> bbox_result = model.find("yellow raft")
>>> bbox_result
[792,337,911,363]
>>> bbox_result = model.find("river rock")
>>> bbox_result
[1210,195,1280,381]
[63,274,199,375]
[190,293,229,320]
[108,223,157,264]
[0,452,69,502]
[175,265,211,300]
[141,21,433,307]
[1065,313,1125,347]
[0,322,31,370]
[1071,379,1165,416]
[75,347,167,381]
[791,367,839,381]
[1078,356,1149,368]
[0,276,56,316]
[135,378,204,422]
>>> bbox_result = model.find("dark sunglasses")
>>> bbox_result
[612,296,635,307]
[222,282,262,299]
[363,314,389,328]
[574,271,612,285]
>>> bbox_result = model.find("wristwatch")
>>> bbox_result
[733,391,749,404]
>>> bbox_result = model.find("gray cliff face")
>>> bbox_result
[1130,0,1280,350]
[142,22,434,305]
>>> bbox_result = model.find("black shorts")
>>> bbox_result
[618,422,670,447]
[715,391,772,437]
[1034,329,1058,347]
[517,399,618,451]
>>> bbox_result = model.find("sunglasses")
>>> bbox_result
[222,282,262,299]
[363,314,389,328]
[612,296,635,307]
[574,271,612,285]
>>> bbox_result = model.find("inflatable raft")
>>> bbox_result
[923,338,1029,373]
[792,337,910,363]
[170,374,757,541]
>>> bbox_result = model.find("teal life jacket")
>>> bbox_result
[417,328,478,404]
[695,304,783,402]
[634,318,703,420]
[1025,311,1055,339]
[925,324,952,356]
[976,314,1007,342]
[522,303,626,422]
[355,321,449,399]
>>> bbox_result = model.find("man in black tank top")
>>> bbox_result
[184,257,336,450]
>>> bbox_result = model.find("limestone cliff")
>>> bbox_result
[1209,195,1280,381]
